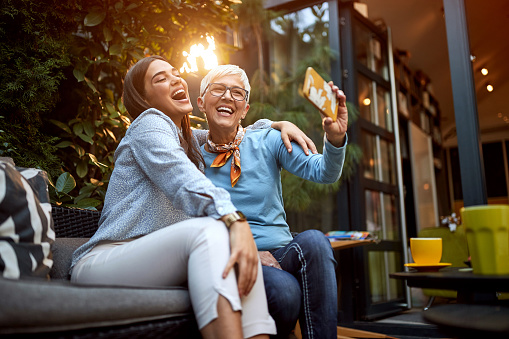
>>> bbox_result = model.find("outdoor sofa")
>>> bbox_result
[0,159,201,338]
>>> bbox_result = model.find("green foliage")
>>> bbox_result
[1,0,242,210]
[0,116,63,180]
[48,172,103,210]
[0,0,72,125]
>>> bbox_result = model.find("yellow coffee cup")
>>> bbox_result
[461,205,509,275]
[410,238,442,265]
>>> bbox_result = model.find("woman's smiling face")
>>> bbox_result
[198,74,250,135]
[144,59,193,126]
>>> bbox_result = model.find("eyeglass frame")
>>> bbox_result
[202,83,249,102]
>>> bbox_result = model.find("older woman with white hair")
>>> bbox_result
[197,64,348,339]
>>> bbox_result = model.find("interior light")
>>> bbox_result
[363,98,371,106]
[498,113,503,118]
[487,84,494,92]
[481,68,488,76]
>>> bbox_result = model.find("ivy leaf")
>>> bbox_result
[128,50,145,61]
[49,119,71,134]
[125,3,138,11]
[73,123,84,136]
[103,27,113,41]
[55,141,73,148]
[74,198,102,209]
[104,127,116,142]
[90,178,104,186]
[84,11,106,27]
[78,133,94,144]
[70,144,85,157]
[73,68,85,82]
[88,153,108,168]
[105,102,116,115]
[83,120,95,137]
[109,44,122,56]
[76,159,89,178]
[55,172,76,194]
[84,77,98,93]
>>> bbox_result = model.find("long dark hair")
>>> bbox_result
[122,55,205,170]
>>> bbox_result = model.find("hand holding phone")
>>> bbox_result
[302,67,338,121]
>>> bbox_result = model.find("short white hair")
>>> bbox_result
[199,64,251,102]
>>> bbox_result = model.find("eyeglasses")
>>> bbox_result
[204,83,249,101]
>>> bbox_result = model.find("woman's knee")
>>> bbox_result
[295,230,331,251]
[263,266,301,313]
[293,230,336,266]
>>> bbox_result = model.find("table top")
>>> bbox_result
[423,304,509,338]
[390,267,509,292]
[329,239,375,250]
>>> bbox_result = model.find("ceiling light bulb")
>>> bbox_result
[481,68,488,76]
[363,98,371,106]
[487,84,494,92]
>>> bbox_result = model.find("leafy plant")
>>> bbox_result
[48,172,103,210]
[1,0,243,210]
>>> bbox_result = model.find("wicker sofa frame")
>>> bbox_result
[0,205,201,339]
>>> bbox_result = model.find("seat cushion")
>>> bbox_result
[0,161,54,280]
[50,238,89,280]
[0,277,193,334]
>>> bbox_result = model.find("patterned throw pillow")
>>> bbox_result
[0,161,55,280]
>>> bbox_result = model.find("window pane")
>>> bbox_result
[379,138,396,185]
[358,75,375,123]
[365,190,382,238]
[383,194,399,241]
[269,3,330,88]
[363,133,378,180]
[376,85,392,132]
[354,23,389,80]
[366,190,399,241]
[267,3,336,235]
[368,251,404,303]
[363,134,396,185]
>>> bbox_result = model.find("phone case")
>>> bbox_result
[302,67,338,121]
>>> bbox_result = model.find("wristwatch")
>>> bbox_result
[223,211,247,228]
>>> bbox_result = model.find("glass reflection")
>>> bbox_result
[354,23,389,80]
[369,251,403,303]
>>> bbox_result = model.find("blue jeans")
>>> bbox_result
[263,230,338,339]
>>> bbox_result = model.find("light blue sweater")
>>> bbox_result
[201,129,347,251]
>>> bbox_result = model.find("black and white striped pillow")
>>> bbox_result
[0,161,55,280]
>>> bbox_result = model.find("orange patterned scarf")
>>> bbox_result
[207,125,245,187]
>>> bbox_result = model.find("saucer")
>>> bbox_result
[404,263,452,272]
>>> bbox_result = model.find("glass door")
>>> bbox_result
[339,3,406,320]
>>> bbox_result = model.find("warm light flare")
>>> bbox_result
[180,36,218,73]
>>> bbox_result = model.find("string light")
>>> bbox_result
[487,84,494,92]
[481,68,488,76]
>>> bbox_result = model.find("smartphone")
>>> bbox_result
[302,67,338,121]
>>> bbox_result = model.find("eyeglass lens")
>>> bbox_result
[209,83,247,101]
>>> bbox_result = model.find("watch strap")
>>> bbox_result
[223,211,247,228]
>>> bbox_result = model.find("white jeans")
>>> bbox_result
[71,217,276,337]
